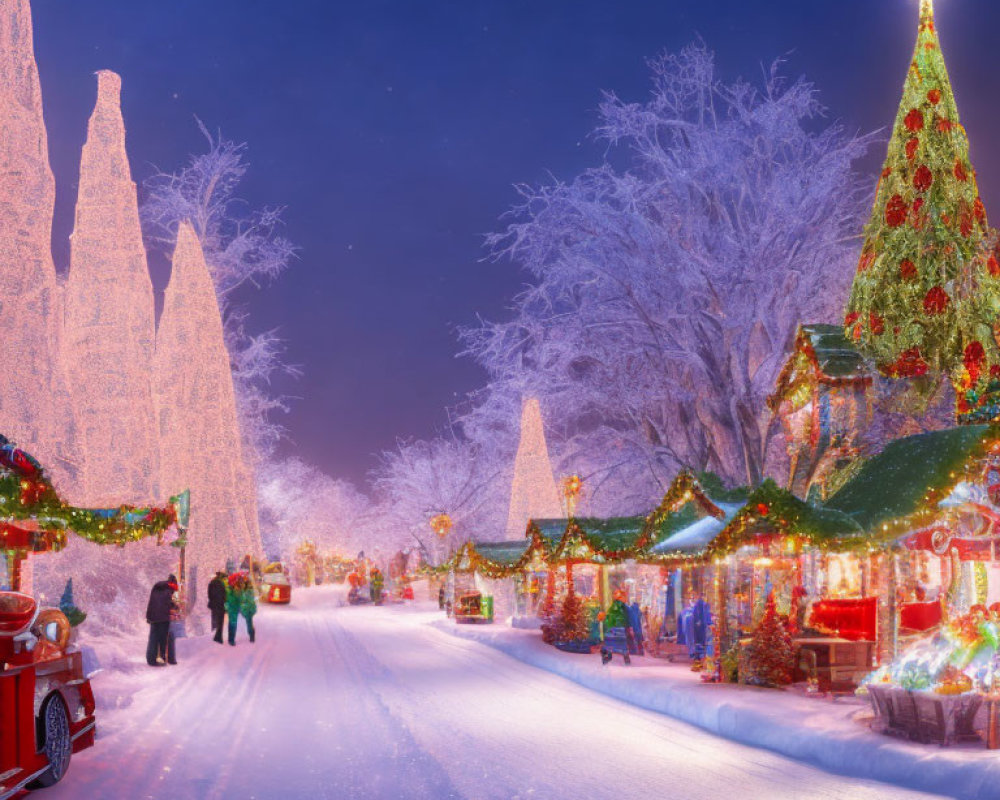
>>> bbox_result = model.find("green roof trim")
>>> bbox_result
[472,540,532,567]
[802,323,869,380]
[530,519,572,550]
[824,425,995,531]
[706,480,864,559]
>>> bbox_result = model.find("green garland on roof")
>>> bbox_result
[705,480,866,560]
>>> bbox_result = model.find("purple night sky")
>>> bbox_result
[29,0,1000,483]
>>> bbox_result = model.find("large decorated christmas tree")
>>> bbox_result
[845,0,1000,418]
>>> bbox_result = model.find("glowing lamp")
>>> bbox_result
[560,474,583,517]
[430,513,453,539]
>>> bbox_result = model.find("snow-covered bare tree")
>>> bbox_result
[140,121,298,463]
[370,436,506,565]
[258,458,370,559]
[463,43,874,494]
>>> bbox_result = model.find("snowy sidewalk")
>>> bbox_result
[435,615,1000,800]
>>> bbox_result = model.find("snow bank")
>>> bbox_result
[435,619,1000,800]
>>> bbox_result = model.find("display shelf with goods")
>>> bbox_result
[863,605,1000,747]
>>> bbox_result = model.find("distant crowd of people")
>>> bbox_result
[144,568,258,666]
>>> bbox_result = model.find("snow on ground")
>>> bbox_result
[42,586,941,800]
[438,613,1000,800]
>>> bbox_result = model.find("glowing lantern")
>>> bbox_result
[430,513,453,539]
[561,474,583,517]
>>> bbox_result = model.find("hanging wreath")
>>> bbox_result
[974,197,987,224]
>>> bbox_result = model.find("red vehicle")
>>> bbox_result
[0,592,95,798]
[259,571,291,604]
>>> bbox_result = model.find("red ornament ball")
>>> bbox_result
[988,255,1000,277]
[756,503,770,517]
[913,165,933,192]
[905,109,924,132]
[858,251,875,272]
[928,88,942,105]
[900,259,917,280]
[869,313,884,335]
[911,197,926,230]
[923,286,949,315]
[905,138,919,161]
[890,348,929,378]
[955,160,968,182]
[965,341,985,368]
[975,197,987,224]
[844,311,860,327]
[885,195,908,227]
[938,117,953,133]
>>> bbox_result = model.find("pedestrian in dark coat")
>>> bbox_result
[208,571,228,644]
[146,576,178,666]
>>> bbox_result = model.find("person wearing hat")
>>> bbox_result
[207,570,228,644]
[145,574,179,666]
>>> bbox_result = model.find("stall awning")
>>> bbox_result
[824,424,996,534]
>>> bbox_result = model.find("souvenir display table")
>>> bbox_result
[866,684,986,746]
[795,637,875,693]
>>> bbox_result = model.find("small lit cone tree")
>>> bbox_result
[742,594,796,688]
[844,0,1000,413]
[504,397,563,539]
[58,579,86,628]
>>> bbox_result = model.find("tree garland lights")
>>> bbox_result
[0,436,179,550]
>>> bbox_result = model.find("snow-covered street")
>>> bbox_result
[41,587,940,800]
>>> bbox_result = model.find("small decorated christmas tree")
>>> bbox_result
[844,0,1000,413]
[557,588,590,643]
[59,578,87,627]
[742,595,795,687]
[540,571,559,644]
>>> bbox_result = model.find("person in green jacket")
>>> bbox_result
[226,571,257,645]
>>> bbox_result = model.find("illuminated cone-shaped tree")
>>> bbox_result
[0,0,77,486]
[64,71,160,506]
[155,223,263,594]
[844,0,1000,415]
[505,397,563,539]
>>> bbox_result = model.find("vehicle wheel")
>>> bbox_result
[29,694,72,788]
